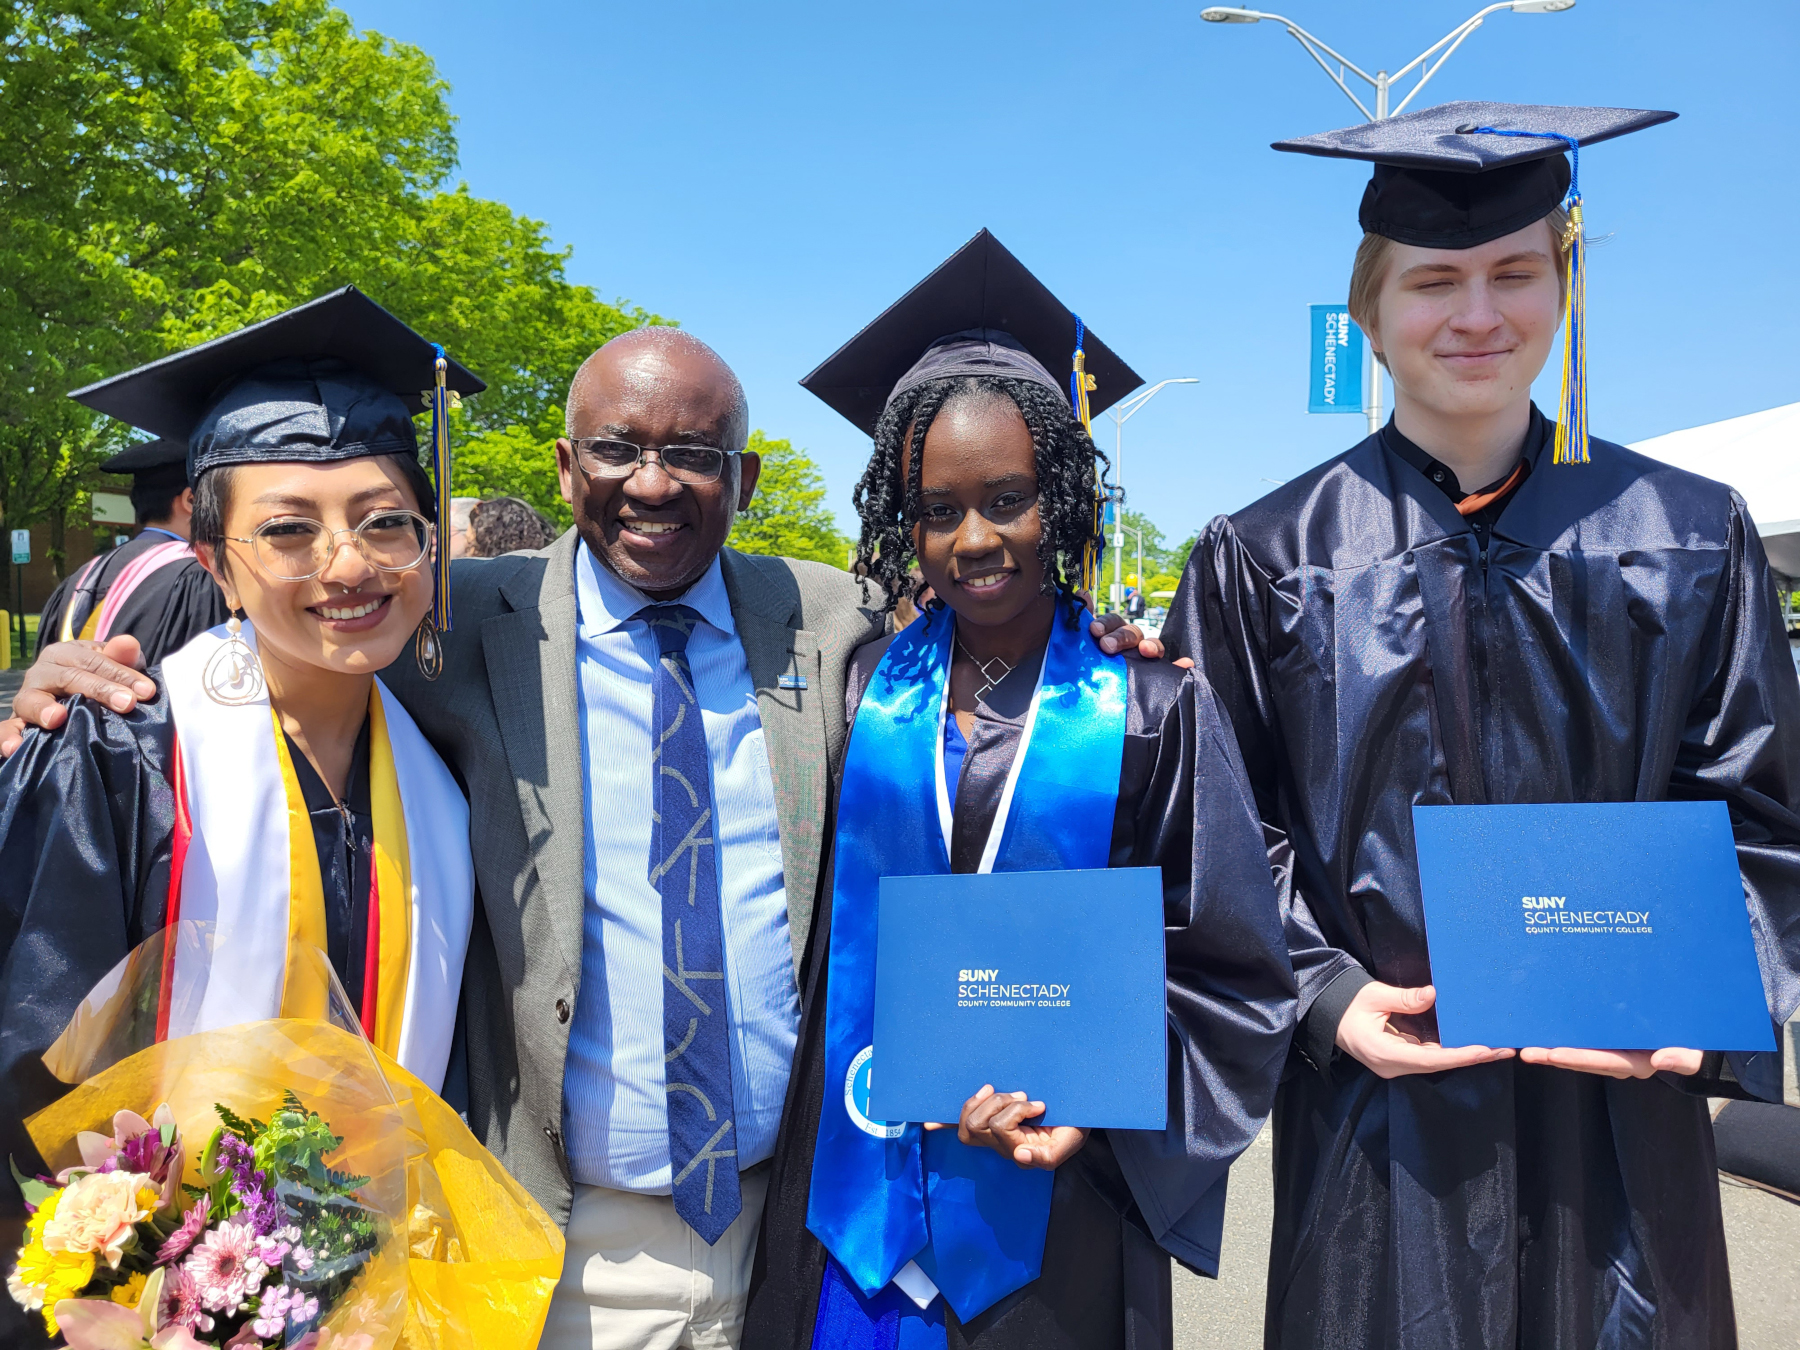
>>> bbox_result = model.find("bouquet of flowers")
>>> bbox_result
[10,1095,382,1348]
[9,923,562,1350]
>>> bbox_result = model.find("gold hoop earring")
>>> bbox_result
[204,614,265,706]
[415,615,443,681]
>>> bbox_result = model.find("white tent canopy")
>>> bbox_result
[1630,402,1800,580]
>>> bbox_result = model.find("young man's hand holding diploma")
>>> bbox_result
[1336,983,1704,1079]
[922,1085,1090,1170]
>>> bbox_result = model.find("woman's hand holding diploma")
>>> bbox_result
[924,1085,1090,1170]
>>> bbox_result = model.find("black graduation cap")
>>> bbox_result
[1273,101,1676,248]
[801,229,1143,436]
[99,437,186,478]
[66,285,486,479]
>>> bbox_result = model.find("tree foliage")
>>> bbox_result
[728,432,851,570]
[0,0,656,571]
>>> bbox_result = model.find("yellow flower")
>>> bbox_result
[9,1241,94,1338]
[23,1186,62,1245]
[109,1269,148,1307]
[135,1184,161,1214]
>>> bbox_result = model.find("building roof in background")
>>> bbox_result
[1631,402,1800,579]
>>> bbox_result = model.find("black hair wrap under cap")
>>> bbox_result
[884,329,1068,417]
[190,357,419,479]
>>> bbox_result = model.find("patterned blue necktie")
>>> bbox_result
[641,604,741,1243]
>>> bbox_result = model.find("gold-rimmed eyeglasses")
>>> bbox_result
[224,509,433,581]
[569,437,737,485]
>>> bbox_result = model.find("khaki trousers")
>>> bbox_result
[541,1167,770,1350]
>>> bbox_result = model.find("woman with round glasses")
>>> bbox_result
[0,291,484,1184]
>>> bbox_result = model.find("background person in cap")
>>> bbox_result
[745,231,1295,1350]
[1161,103,1800,1347]
[35,437,229,665]
[0,288,485,1345]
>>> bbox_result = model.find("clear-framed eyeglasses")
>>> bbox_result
[224,509,433,581]
[569,437,737,485]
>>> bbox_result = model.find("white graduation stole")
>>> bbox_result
[159,622,472,1091]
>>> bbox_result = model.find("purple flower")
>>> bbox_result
[213,1132,281,1235]
[155,1201,210,1267]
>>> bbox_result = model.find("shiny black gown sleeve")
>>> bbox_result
[0,689,176,1347]
[1161,520,1365,1035]
[1106,659,1297,1274]
[1666,496,1800,1101]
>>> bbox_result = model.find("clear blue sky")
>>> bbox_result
[342,0,1798,549]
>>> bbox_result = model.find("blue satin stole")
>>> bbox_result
[805,606,1128,1324]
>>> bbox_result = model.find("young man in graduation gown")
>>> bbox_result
[1162,103,1800,1349]
[745,231,1296,1350]
[36,437,228,664]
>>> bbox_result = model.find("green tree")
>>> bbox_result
[728,432,852,569]
[0,0,659,575]
[453,416,571,531]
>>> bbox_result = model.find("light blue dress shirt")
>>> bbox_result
[564,546,800,1192]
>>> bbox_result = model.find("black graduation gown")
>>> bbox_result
[1161,412,1800,1350]
[744,629,1298,1350]
[37,539,227,665]
[0,686,374,1347]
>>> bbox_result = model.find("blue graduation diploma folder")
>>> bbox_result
[869,866,1167,1130]
[1412,802,1773,1051]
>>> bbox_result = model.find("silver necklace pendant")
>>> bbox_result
[956,637,1014,705]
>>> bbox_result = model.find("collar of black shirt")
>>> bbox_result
[1380,403,1548,506]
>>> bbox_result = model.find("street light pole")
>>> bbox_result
[1104,377,1198,609]
[1200,0,1577,434]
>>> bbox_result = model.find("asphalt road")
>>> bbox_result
[1172,1121,1800,1349]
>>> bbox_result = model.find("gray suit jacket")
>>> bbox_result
[382,528,884,1225]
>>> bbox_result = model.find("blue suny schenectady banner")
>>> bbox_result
[1308,303,1363,414]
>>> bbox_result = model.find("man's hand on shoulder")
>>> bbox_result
[1,636,157,757]
[1089,613,1168,661]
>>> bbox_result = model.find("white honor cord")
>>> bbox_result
[936,623,1051,874]
[891,1259,940,1311]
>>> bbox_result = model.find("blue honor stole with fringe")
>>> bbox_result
[806,606,1128,1334]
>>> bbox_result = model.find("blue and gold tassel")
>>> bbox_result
[415,342,457,679]
[1467,126,1589,464]
[1071,316,1105,598]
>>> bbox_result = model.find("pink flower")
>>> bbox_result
[181,1218,267,1313]
[52,1266,210,1350]
[158,1264,214,1335]
[38,1170,156,1268]
[153,1203,209,1268]
[249,1282,320,1338]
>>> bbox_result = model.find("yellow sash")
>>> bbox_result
[271,687,413,1059]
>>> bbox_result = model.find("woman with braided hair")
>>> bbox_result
[743,232,1296,1350]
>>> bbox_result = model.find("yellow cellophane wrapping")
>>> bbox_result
[368,1046,563,1349]
[27,1017,562,1349]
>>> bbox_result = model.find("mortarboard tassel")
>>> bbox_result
[416,342,457,679]
[1467,126,1589,465]
[1071,316,1105,599]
